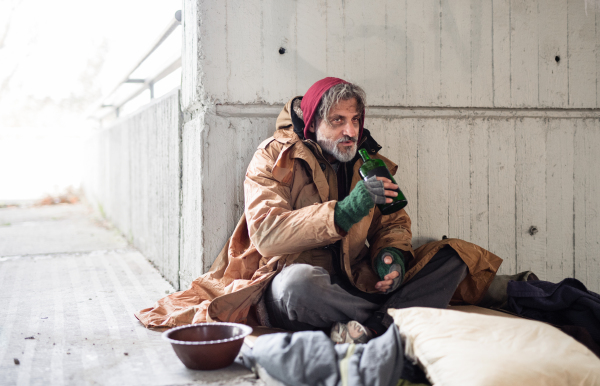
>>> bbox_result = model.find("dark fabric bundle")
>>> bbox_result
[507,278,600,354]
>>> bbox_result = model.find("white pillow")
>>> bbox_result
[388,307,600,386]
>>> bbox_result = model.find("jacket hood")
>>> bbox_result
[274,96,306,142]
[275,97,296,132]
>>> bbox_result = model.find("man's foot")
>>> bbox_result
[479,270,539,308]
[330,321,373,344]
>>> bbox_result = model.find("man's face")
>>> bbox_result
[310,98,361,163]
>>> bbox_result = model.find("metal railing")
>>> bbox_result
[86,10,182,122]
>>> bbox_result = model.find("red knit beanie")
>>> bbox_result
[300,77,364,141]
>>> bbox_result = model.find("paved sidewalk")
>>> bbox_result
[0,204,262,386]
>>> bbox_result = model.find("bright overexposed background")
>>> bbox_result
[0,0,181,202]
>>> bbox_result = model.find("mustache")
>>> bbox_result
[335,136,358,145]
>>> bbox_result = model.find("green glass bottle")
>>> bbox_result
[358,148,408,215]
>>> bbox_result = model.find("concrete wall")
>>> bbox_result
[180,0,600,291]
[183,0,600,109]
[85,89,182,288]
[86,1,600,292]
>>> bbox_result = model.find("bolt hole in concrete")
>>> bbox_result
[529,226,539,236]
[555,55,560,63]
[279,47,286,54]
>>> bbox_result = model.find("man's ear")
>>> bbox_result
[309,122,316,133]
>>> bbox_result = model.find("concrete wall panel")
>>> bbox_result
[574,119,600,293]
[179,111,273,288]
[568,0,597,108]
[179,114,204,289]
[184,0,600,108]
[85,90,182,288]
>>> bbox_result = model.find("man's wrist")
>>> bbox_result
[334,181,374,232]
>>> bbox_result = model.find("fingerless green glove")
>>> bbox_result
[334,181,374,232]
[375,247,406,293]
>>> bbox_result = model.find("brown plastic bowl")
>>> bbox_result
[162,322,253,370]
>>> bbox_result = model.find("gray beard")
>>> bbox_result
[316,132,358,163]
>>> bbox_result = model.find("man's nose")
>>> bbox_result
[342,122,357,138]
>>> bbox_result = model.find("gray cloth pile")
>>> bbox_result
[241,324,404,386]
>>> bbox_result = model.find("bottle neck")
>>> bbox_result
[359,149,371,162]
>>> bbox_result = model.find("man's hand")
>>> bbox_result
[375,177,399,204]
[374,248,405,293]
[375,263,400,292]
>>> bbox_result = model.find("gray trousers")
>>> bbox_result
[264,247,468,331]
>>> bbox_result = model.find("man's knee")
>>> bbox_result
[270,264,329,302]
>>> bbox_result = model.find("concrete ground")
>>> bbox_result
[0,203,263,386]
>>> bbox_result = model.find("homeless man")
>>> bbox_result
[135,77,503,343]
